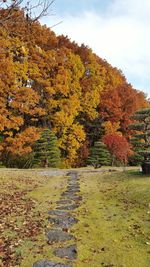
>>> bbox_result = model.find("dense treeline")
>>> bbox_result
[0,8,149,167]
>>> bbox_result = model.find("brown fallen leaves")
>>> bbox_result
[0,181,45,266]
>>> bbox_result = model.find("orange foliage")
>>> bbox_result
[5,127,40,156]
[103,133,133,164]
[100,84,149,136]
[0,9,149,167]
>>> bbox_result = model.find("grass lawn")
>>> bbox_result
[0,168,150,267]
[74,170,150,267]
[0,169,68,266]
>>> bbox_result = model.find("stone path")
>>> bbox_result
[33,171,81,267]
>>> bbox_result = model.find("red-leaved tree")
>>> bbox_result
[103,133,133,165]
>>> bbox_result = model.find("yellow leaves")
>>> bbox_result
[82,90,100,120]
[58,123,85,167]
[71,123,86,142]
[14,61,28,82]
[28,62,40,79]
[103,121,121,135]
[53,111,74,129]
[55,83,70,97]
[46,99,58,112]
[3,131,13,137]
[35,45,43,54]
[26,47,85,166]
[45,86,55,95]
[79,51,105,120]
[0,144,3,151]
[60,95,81,115]
[51,50,84,98]
[52,94,81,131]
[21,45,27,55]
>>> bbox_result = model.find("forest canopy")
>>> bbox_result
[0,6,149,167]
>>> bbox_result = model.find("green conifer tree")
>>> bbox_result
[87,141,111,168]
[129,108,150,173]
[130,109,150,159]
[33,128,61,168]
[129,137,144,166]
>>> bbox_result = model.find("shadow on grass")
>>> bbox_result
[124,169,150,179]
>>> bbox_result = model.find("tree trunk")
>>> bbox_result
[141,161,150,175]
[112,156,115,166]
[44,158,49,168]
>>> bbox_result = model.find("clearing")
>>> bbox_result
[0,168,150,267]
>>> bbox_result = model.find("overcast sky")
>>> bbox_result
[41,0,150,97]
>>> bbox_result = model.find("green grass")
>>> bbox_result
[73,170,150,267]
[0,168,150,266]
[0,169,69,266]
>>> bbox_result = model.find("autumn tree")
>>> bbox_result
[102,121,120,135]
[1,127,40,168]
[0,29,45,164]
[103,133,132,165]
[99,87,122,123]
[0,8,148,168]
[29,46,86,166]
[75,140,90,167]
[0,0,55,27]
[99,84,149,137]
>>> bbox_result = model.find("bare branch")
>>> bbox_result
[0,0,55,26]
[32,0,55,22]
[50,20,63,29]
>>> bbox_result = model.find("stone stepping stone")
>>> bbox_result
[67,189,80,192]
[65,190,80,194]
[56,204,79,211]
[67,185,80,189]
[33,260,72,267]
[68,179,79,182]
[65,188,80,193]
[54,244,77,260]
[68,181,78,184]
[56,200,73,205]
[61,190,76,196]
[61,195,82,201]
[61,192,77,198]
[70,185,79,187]
[67,172,77,177]
[48,210,69,217]
[64,190,79,194]
[46,229,74,243]
[48,216,78,228]
[68,180,79,183]
[67,188,79,192]
[67,184,79,187]
[67,188,79,191]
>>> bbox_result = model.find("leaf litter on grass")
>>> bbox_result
[1,168,150,267]
[0,169,68,267]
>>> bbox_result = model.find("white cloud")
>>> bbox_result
[42,0,150,96]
